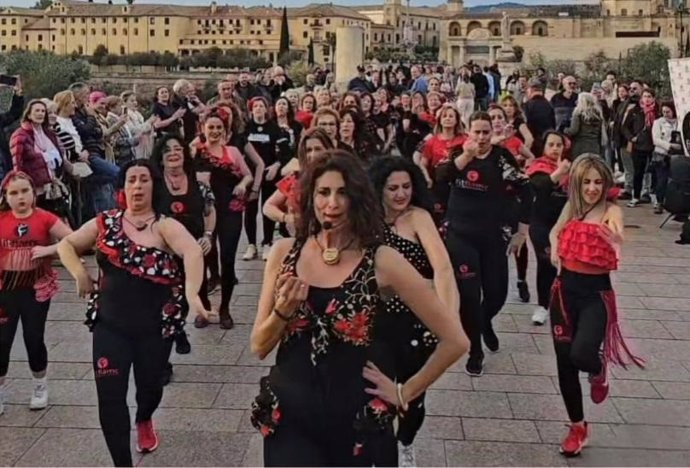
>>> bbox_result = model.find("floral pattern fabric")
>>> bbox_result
[251,240,397,458]
[85,210,185,338]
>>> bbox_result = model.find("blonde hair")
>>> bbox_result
[566,153,614,220]
[53,90,74,115]
[573,92,604,123]
[433,103,463,135]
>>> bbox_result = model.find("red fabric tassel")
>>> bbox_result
[600,290,645,369]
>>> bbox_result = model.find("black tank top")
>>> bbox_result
[251,240,396,462]
[162,175,207,239]
[85,210,185,338]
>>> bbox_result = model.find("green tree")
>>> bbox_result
[0,50,90,100]
[279,7,290,58]
[32,0,52,9]
[92,44,108,64]
[620,41,671,97]
[126,0,134,4]
[160,51,179,70]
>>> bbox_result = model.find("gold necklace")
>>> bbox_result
[313,235,355,265]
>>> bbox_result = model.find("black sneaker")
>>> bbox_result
[161,363,173,387]
[465,354,484,377]
[175,333,191,355]
[483,322,500,353]
[517,280,530,303]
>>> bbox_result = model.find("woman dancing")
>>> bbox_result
[369,156,459,467]
[526,131,570,326]
[57,159,208,466]
[0,171,72,415]
[151,134,216,382]
[549,154,643,457]
[438,111,532,376]
[250,152,467,466]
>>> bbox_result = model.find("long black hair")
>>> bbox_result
[150,133,194,175]
[368,156,434,214]
[116,158,167,216]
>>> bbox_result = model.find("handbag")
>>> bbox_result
[44,178,70,201]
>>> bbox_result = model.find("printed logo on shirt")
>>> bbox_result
[454,171,488,192]
[16,223,29,238]
[95,356,119,378]
[170,201,185,214]
[247,133,271,144]
[456,264,476,280]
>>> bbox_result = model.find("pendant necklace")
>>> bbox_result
[123,214,157,232]
[314,234,355,266]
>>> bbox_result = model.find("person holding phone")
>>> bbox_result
[0,75,23,181]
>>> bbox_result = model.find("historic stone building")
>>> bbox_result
[0,0,685,67]
[440,0,682,66]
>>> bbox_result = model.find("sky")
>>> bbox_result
[1,0,599,8]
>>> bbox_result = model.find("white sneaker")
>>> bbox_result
[262,244,272,261]
[242,244,257,261]
[398,443,417,468]
[531,306,549,326]
[29,378,48,410]
[627,199,639,208]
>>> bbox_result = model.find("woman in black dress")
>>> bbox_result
[250,151,467,467]
[57,159,208,466]
[151,133,216,381]
[369,156,459,467]
[192,110,253,329]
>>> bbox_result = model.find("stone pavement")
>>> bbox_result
[2,207,690,467]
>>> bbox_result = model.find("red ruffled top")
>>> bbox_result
[558,220,618,271]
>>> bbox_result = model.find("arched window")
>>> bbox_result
[467,20,482,34]
[532,20,548,36]
[488,21,501,36]
[510,21,525,35]
[449,21,461,37]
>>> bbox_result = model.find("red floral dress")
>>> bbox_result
[251,240,397,466]
[85,210,185,338]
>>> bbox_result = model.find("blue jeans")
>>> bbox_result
[87,154,119,214]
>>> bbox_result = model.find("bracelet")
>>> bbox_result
[203,230,213,237]
[396,383,409,411]
[273,308,293,322]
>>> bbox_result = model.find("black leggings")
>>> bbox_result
[0,290,50,377]
[244,181,277,246]
[530,222,557,309]
[445,228,508,358]
[396,357,427,446]
[551,270,608,423]
[217,211,243,313]
[514,243,528,282]
[93,324,167,467]
[632,150,651,199]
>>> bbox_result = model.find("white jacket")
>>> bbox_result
[652,117,677,155]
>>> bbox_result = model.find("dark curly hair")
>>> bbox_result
[116,158,166,216]
[150,133,194,176]
[368,156,434,214]
[296,150,382,247]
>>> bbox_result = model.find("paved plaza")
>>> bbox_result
[2,207,690,467]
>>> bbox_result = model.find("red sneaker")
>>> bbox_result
[590,359,609,404]
[136,420,159,454]
[559,422,589,457]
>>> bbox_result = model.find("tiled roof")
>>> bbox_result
[0,6,46,16]
[289,3,372,21]
[47,0,279,19]
[24,16,53,30]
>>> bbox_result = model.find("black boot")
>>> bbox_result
[175,333,191,355]
[517,280,530,303]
